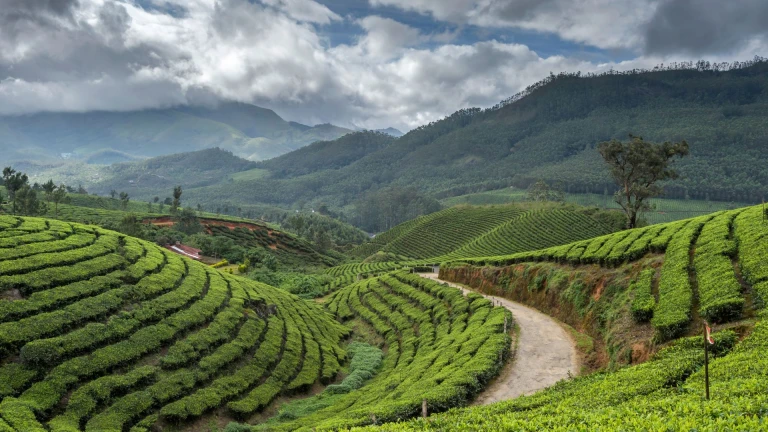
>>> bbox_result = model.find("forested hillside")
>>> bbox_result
[181,59,768,214]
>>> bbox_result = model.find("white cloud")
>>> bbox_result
[355,16,423,60]
[260,0,341,24]
[371,0,658,50]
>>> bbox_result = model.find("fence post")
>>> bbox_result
[422,399,428,418]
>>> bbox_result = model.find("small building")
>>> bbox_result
[166,242,202,260]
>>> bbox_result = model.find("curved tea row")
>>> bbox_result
[0,216,347,432]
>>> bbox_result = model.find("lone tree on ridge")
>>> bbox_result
[598,135,689,229]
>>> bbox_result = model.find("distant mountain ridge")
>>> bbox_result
[0,102,352,164]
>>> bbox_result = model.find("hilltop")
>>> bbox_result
[0,102,352,164]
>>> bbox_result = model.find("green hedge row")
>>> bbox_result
[0,231,120,276]
[652,214,714,340]
[0,232,95,261]
[631,269,656,322]
[0,253,127,294]
[694,211,745,323]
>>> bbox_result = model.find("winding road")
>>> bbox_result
[418,273,580,404]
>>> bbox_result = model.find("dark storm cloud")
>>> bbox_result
[645,0,768,55]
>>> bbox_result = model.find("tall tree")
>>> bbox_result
[171,186,182,214]
[42,180,56,203]
[110,189,117,199]
[2,167,29,214]
[598,135,689,228]
[51,184,69,217]
[174,208,203,235]
[119,192,130,210]
[14,185,47,216]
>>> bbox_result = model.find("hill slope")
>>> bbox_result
[351,204,612,261]
[228,204,768,430]
[1,102,352,163]
[185,59,768,212]
[237,203,760,431]
[358,205,768,431]
[0,216,348,431]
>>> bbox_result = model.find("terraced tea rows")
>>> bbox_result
[365,325,768,431]
[324,262,410,291]
[381,206,523,259]
[350,215,431,258]
[273,271,511,430]
[457,216,695,267]
[0,215,347,432]
[444,205,768,341]
[351,205,612,266]
[438,209,611,261]
[351,206,526,260]
[347,206,768,431]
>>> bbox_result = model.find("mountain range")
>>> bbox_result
[1,102,353,164]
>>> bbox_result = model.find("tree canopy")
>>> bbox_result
[598,135,689,228]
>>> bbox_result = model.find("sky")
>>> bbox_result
[1,0,767,131]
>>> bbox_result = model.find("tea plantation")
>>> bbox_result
[352,206,612,263]
[359,205,768,430]
[4,203,768,431]
[0,215,349,431]
[266,271,511,430]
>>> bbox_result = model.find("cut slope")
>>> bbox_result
[0,216,348,432]
[448,205,767,341]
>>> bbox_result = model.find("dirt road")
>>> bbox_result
[419,273,579,404]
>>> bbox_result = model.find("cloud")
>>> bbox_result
[370,0,657,50]
[260,0,341,24]
[356,16,423,60]
[644,0,768,55]
[0,0,765,133]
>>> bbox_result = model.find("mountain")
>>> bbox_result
[0,102,352,164]
[258,131,395,178]
[375,127,404,137]
[179,59,768,212]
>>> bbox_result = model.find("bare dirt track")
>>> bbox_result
[418,273,580,404]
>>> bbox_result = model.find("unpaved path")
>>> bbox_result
[419,273,579,404]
